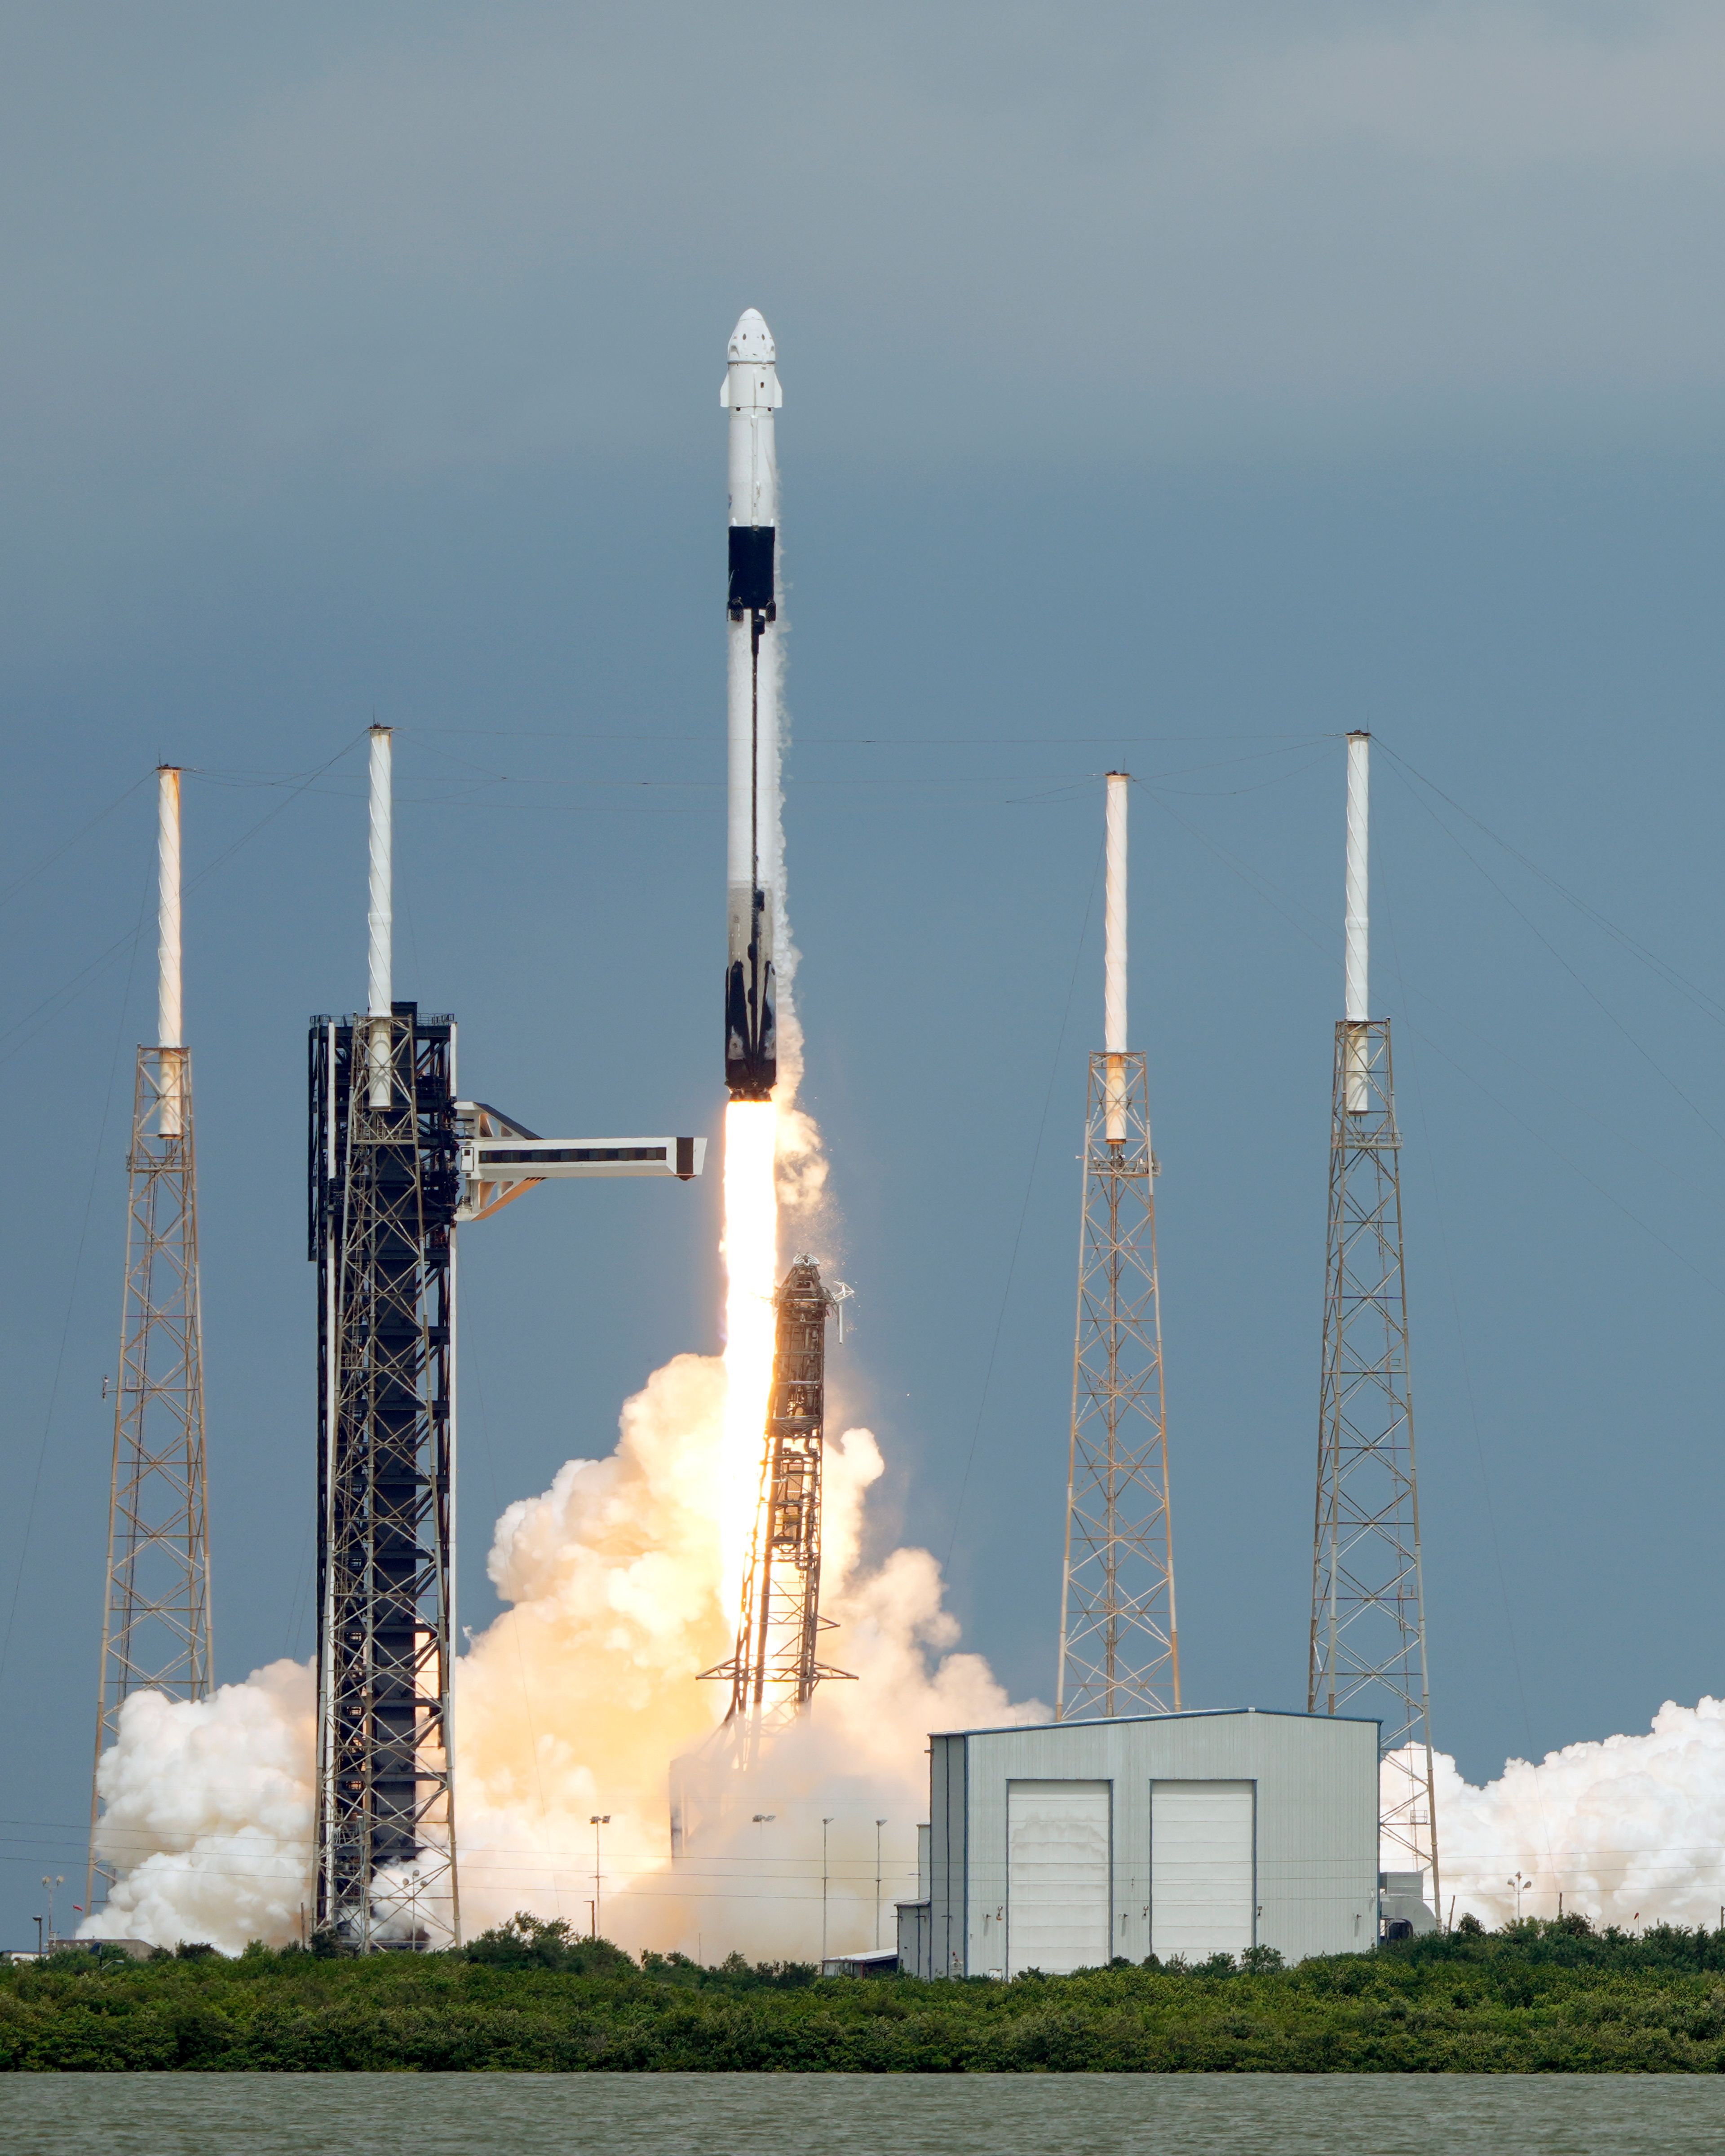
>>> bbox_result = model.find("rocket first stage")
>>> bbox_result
[724,308,781,1101]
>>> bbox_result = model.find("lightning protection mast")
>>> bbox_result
[1309,731,1439,1916]
[88,767,215,1915]
[1056,773,1180,1718]
[310,729,705,1951]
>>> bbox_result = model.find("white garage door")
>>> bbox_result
[1150,1780,1254,1964]
[1007,1780,1111,1976]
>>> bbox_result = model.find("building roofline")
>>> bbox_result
[931,1705,1382,1741]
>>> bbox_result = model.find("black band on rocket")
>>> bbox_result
[728,526,776,618]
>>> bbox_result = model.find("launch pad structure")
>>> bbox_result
[87,768,215,1914]
[310,728,705,1950]
[309,999,460,1948]
[700,1257,851,1764]
[1056,773,1181,1720]
[1309,732,1440,1912]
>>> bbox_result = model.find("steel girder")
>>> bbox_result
[310,1007,459,1950]
[88,1046,215,1910]
[1057,1051,1181,1720]
[1310,1018,1439,1904]
[703,1257,851,1762]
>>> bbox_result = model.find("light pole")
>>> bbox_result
[752,1814,775,1935]
[875,1820,887,1949]
[821,1818,835,1966]
[43,1877,62,1948]
[589,1816,610,1940]
[1507,1872,1530,1925]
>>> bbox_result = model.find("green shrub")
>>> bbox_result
[3,1916,1725,2074]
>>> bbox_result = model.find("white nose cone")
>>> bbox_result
[728,308,775,363]
[721,307,783,409]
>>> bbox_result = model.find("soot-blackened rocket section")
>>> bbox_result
[724,308,781,1101]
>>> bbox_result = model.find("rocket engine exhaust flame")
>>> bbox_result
[719,1100,778,1621]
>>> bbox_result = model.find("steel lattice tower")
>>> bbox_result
[309,729,704,1946]
[310,999,460,1950]
[702,1256,851,1763]
[88,768,214,1914]
[1309,731,1439,1908]
[1057,774,1180,1719]
[309,730,459,1950]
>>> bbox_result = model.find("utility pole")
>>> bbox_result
[1057,773,1179,1717]
[1309,732,1439,1915]
[821,1816,834,1965]
[88,769,214,1917]
[590,1816,610,1940]
[875,1819,886,1949]
[751,1810,776,1915]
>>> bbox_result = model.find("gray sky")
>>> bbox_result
[4,1,1725,1944]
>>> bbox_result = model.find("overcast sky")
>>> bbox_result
[4,1,1725,1945]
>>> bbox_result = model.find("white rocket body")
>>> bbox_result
[723,308,782,1100]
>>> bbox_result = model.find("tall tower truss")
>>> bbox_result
[1309,731,1439,1909]
[703,1256,851,1756]
[88,767,214,1912]
[309,727,704,1949]
[310,1000,459,1951]
[1057,773,1180,1719]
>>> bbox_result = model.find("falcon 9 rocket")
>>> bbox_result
[723,308,781,1102]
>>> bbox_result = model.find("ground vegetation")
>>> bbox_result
[8,1915,1725,2071]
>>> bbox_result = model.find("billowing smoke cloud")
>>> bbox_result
[82,1343,1037,1956]
[1385,1701,1725,1932]
[84,1659,315,1955]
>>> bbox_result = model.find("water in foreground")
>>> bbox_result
[4,2072,1725,2155]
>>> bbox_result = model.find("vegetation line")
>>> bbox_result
[9,1915,1725,2072]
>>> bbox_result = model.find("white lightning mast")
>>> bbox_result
[1057,772,1180,1718]
[1310,729,1441,1924]
[88,766,214,1916]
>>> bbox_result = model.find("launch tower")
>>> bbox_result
[87,768,215,1912]
[1308,731,1440,1909]
[310,992,459,1950]
[1056,773,1181,1719]
[309,732,457,1948]
[311,729,704,1949]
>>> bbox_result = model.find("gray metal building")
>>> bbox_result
[896,1707,1380,1977]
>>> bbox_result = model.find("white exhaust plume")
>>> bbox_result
[83,1660,315,1955]
[1384,1697,1725,1932]
[82,1352,1036,1955]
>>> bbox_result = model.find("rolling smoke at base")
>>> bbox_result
[81,1342,1037,1957]
[1380,1701,1725,1933]
[88,1662,1725,1952]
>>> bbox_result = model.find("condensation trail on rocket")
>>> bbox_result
[723,308,781,1102]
